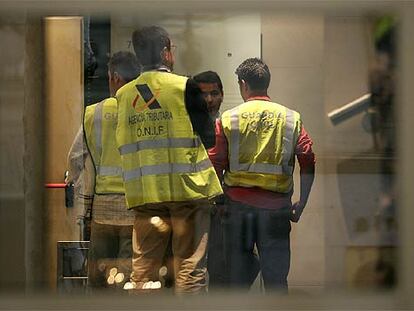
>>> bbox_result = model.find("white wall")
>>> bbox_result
[262,13,393,291]
[323,16,397,289]
[111,13,261,111]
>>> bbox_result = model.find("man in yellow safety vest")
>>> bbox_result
[210,58,315,292]
[115,26,223,293]
[67,51,140,290]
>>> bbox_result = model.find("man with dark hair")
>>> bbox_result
[210,57,315,292]
[115,26,223,294]
[67,51,140,290]
[193,70,228,289]
[132,26,173,71]
[108,51,142,92]
[193,71,223,118]
[235,58,271,90]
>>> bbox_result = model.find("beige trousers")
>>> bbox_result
[131,200,211,294]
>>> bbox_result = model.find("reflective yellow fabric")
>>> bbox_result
[116,71,222,208]
[84,98,124,194]
[221,100,302,193]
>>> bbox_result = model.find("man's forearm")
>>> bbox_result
[299,165,315,208]
[290,164,315,222]
[67,127,88,183]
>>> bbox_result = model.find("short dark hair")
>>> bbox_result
[132,26,171,67]
[235,58,271,91]
[108,51,140,82]
[193,71,223,94]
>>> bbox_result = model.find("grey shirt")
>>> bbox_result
[66,127,135,226]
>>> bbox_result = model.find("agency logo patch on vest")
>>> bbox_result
[132,84,161,112]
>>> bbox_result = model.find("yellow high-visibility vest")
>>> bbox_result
[221,100,302,193]
[84,98,124,194]
[116,71,223,208]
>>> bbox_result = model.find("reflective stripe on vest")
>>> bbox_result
[282,108,295,175]
[93,101,122,178]
[84,98,124,194]
[94,101,103,162]
[119,137,200,155]
[96,165,123,176]
[123,158,212,181]
[229,106,295,175]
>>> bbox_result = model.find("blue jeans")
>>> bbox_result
[221,198,291,292]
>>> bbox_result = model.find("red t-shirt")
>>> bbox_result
[208,96,315,209]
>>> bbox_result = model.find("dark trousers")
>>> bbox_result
[87,221,133,288]
[208,204,234,289]
[209,198,291,292]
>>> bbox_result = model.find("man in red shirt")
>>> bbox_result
[209,58,315,292]
[193,71,260,290]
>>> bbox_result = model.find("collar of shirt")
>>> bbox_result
[142,64,171,73]
[246,95,271,102]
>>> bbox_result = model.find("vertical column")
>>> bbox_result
[397,4,414,307]
[24,14,46,291]
[0,12,26,292]
[44,16,84,290]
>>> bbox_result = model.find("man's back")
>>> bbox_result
[209,57,315,291]
[116,70,222,208]
[221,99,301,193]
[84,98,124,195]
[118,25,223,293]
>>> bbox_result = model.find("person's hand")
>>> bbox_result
[290,201,305,223]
